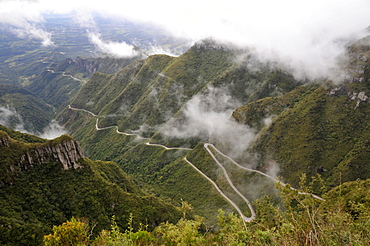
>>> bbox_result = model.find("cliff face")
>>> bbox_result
[74,57,98,75]
[0,133,10,147]
[18,137,85,170]
[0,131,85,186]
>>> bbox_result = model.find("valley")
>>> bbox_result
[0,4,370,244]
[69,104,257,222]
[68,98,325,224]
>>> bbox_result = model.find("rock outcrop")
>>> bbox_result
[0,134,10,147]
[75,56,98,75]
[18,136,85,170]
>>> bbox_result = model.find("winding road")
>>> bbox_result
[47,68,87,83]
[95,118,150,140]
[184,157,253,223]
[68,105,97,117]
[68,105,324,222]
[205,143,325,201]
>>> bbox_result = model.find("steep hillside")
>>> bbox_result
[0,84,54,133]
[58,40,304,223]
[0,126,181,245]
[63,40,302,135]
[233,37,370,188]
[67,40,241,132]
[26,56,141,110]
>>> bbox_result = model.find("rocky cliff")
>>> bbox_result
[74,57,98,75]
[18,136,85,170]
[0,131,85,186]
[0,132,10,147]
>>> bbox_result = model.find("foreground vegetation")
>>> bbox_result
[44,177,370,246]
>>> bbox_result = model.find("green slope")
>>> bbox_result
[57,40,305,225]
[232,38,370,189]
[246,84,370,187]
[0,84,54,133]
[0,127,181,246]
[26,56,141,110]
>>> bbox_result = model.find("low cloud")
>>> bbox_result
[38,120,67,139]
[87,32,140,58]
[12,22,54,46]
[160,87,255,160]
[146,45,180,57]
[1,0,370,78]
[0,106,30,133]
[0,106,67,139]
[0,0,54,46]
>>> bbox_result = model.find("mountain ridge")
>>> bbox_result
[0,125,182,245]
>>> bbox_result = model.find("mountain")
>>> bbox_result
[1,28,370,245]
[25,56,142,110]
[56,36,370,226]
[62,40,301,134]
[0,84,54,133]
[0,126,181,245]
[234,35,370,188]
[58,39,304,223]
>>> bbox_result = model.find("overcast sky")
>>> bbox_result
[1,0,370,79]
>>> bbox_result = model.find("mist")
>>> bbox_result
[0,106,67,139]
[160,87,255,161]
[1,0,369,80]
[88,32,140,58]
[0,0,54,46]
[0,106,30,133]
[0,1,369,80]
[38,120,68,139]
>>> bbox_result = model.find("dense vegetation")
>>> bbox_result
[59,41,306,223]
[234,39,370,188]
[0,127,181,245]
[43,178,370,245]
[0,84,54,133]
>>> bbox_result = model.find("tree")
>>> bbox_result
[43,217,89,246]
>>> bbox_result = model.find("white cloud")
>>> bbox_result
[13,22,54,46]
[87,32,140,58]
[1,0,370,78]
[0,0,54,46]
[39,120,68,139]
[146,45,180,57]
[0,106,29,132]
[0,106,67,139]
[160,87,255,160]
